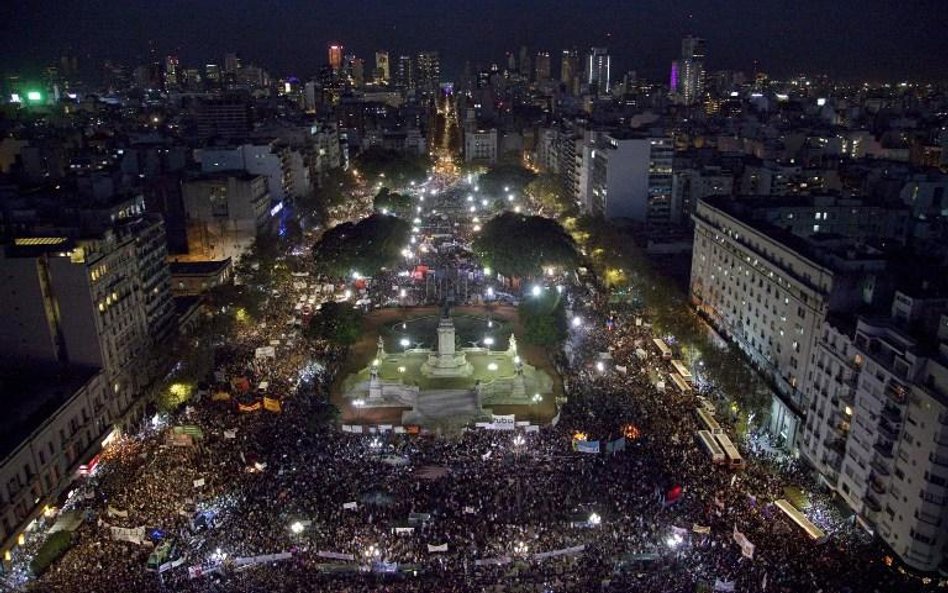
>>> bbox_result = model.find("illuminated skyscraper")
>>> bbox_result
[669,60,679,92]
[680,35,706,105]
[328,44,343,71]
[165,55,180,89]
[396,55,413,88]
[416,51,440,94]
[561,49,579,93]
[585,47,610,95]
[534,52,551,82]
[375,51,390,83]
[223,52,240,75]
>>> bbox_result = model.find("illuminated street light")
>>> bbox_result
[400,337,411,348]
[588,512,602,526]
[572,316,582,328]
[483,336,495,346]
[290,521,304,534]
[486,287,494,298]
[531,285,542,297]
[483,267,492,276]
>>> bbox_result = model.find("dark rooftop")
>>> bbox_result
[0,364,102,460]
[169,258,232,276]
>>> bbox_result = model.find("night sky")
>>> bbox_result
[2,0,946,82]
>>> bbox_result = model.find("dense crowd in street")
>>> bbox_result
[14,170,935,593]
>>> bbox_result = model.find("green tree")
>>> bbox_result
[373,188,412,216]
[305,301,364,346]
[525,173,574,217]
[478,164,536,196]
[472,212,580,279]
[354,147,429,185]
[313,213,411,278]
[518,290,567,346]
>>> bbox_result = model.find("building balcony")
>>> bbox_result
[874,441,894,459]
[824,437,847,455]
[878,420,900,441]
[881,405,902,424]
[863,492,883,513]
[870,458,891,476]
[885,382,909,405]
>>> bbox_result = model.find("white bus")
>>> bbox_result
[714,433,745,469]
[696,430,726,464]
[652,338,673,360]
[670,373,691,393]
[695,408,723,435]
[670,360,693,383]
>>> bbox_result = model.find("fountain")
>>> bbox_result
[342,305,553,426]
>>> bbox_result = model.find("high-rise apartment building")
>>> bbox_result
[585,133,672,223]
[328,44,344,71]
[561,50,580,94]
[415,51,440,94]
[196,96,252,140]
[689,196,911,449]
[164,55,179,89]
[585,47,610,95]
[799,288,948,572]
[375,51,390,83]
[396,55,413,88]
[534,52,551,82]
[680,35,706,105]
[223,52,240,75]
[0,214,174,404]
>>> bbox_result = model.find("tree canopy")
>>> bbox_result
[372,187,412,216]
[305,301,364,346]
[525,173,575,217]
[477,164,536,196]
[313,214,411,278]
[472,212,580,279]
[518,290,567,346]
[354,147,429,185]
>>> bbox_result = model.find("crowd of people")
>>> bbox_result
[14,176,935,593]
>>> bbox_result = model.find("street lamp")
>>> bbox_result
[572,316,582,328]
[531,285,542,297]
[400,337,411,349]
[290,521,304,534]
[588,512,602,526]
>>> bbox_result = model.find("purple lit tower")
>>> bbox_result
[669,60,679,92]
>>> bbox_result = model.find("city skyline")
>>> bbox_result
[2,0,947,82]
